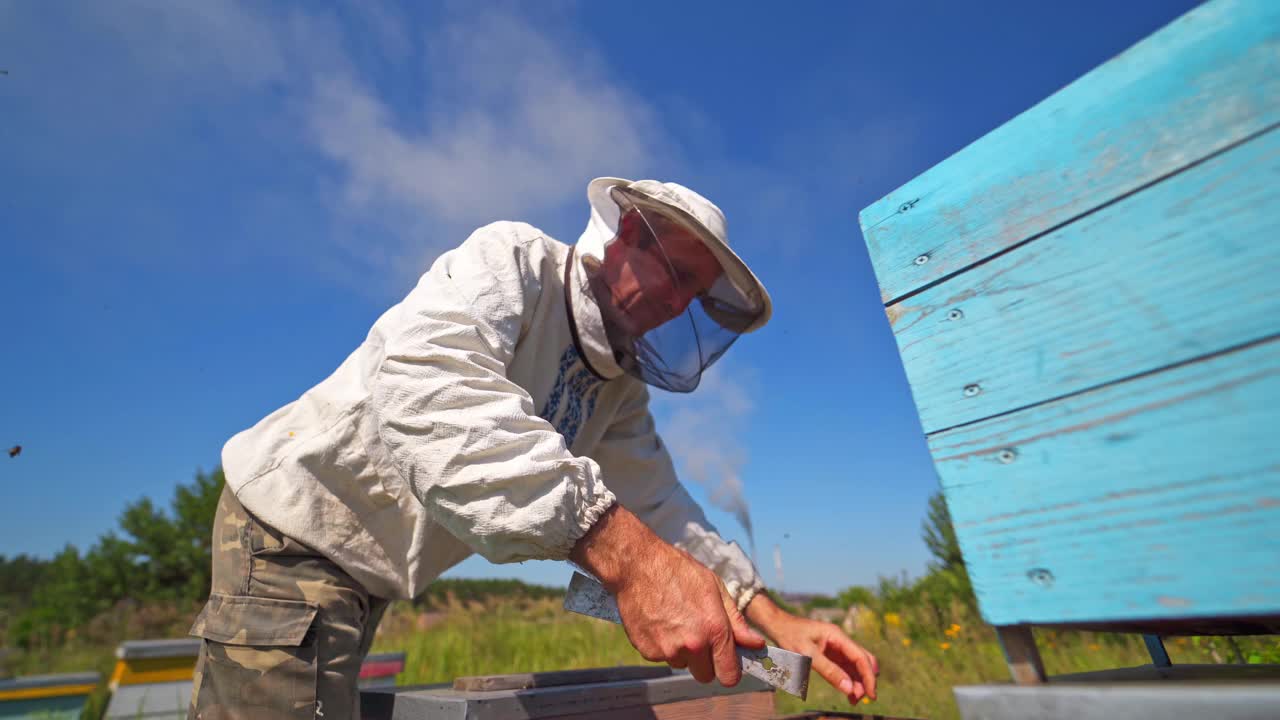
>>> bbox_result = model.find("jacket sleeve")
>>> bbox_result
[373,224,616,564]
[592,381,765,611]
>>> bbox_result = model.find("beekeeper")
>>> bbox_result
[189,178,879,719]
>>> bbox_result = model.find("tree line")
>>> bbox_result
[2,466,974,651]
[1,468,223,649]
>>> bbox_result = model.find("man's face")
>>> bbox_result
[599,209,723,336]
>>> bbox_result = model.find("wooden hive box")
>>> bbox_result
[104,638,405,718]
[360,667,775,720]
[858,0,1278,713]
[0,671,100,720]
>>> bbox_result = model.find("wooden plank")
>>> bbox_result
[0,674,97,720]
[546,690,773,720]
[889,127,1280,433]
[996,626,1045,685]
[0,673,100,700]
[361,672,772,720]
[104,681,192,719]
[858,0,1280,304]
[0,695,91,720]
[115,638,200,660]
[453,666,671,692]
[1051,663,1280,684]
[890,126,1280,430]
[928,338,1280,627]
[954,680,1280,720]
[1032,615,1280,636]
[774,714,927,720]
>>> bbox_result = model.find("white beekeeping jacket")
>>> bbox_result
[221,218,764,609]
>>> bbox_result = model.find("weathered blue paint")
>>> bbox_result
[0,696,88,720]
[887,128,1280,433]
[858,0,1280,633]
[929,338,1280,627]
[0,672,99,720]
[860,0,1280,304]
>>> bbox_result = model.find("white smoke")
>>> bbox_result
[659,368,756,554]
[773,543,785,594]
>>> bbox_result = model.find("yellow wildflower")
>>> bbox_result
[939,642,951,650]
[901,638,912,647]
[1088,643,1101,651]
[862,697,871,704]
[883,612,901,627]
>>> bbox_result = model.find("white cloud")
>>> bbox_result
[3,1,668,282]
[307,10,660,235]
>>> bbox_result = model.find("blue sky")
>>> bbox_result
[0,0,1199,594]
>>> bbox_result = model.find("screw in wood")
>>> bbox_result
[914,254,930,266]
[997,448,1018,464]
[963,384,982,397]
[1027,568,1055,587]
[947,308,964,321]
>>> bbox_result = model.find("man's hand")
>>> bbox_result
[569,505,766,687]
[746,593,879,704]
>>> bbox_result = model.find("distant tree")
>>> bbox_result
[11,467,225,648]
[0,554,50,600]
[836,585,876,610]
[802,595,840,612]
[169,468,224,599]
[0,554,52,646]
[922,491,964,573]
[919,491,976,612]
[116,467,224,601]
[17,546,98,648]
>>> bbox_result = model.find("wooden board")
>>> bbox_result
[1051,663,1280,684]
[1032,615,1280,636]
[361,671,773,720]
[929,337,1280,627]
[887,127,1280,433]
[775,715,926,720]
[115,638,200,660]
[859,0,1280,304]
[952,666,1280,717]
[775,714,927,720]
[104,681,191,720]
[453,666,671,692]
[547,690,772,720]
[0,672,99,720]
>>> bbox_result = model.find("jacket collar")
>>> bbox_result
[565,246,625,381]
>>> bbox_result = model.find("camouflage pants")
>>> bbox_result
[189,487,390,720]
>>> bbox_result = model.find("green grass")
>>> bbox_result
[371,598,1280,720]
[5,597,1278,720]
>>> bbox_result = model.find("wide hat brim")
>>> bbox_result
[586,177,772,333]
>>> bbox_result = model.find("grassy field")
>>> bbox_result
[370,597,1280,720]
[6,595,1279,720]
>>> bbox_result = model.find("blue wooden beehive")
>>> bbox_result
[859,0,1279,648]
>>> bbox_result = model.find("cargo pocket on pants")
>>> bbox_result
[189,592,320,720]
